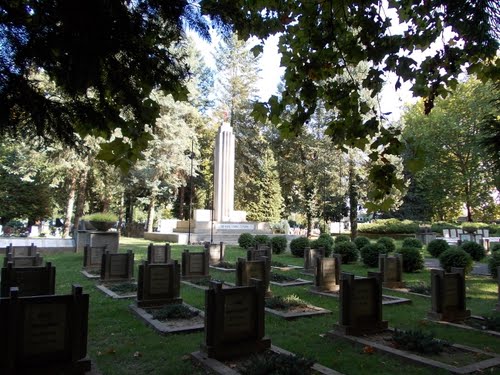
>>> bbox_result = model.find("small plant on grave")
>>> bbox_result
[270,260,288,267]
[107,282,137,294]
[353,236,371,250]
[270,272,296,283]
[376,236,396,253]
[271,236,287,254]
[213,261,235,269]
[399,247,424,272]
[238,233,255,249]
[488,251,500,278]
[290,237,310,257]
[401,237,423,250]
[459,241,485,261]
[265,294,308,310]
[333,241,359,264]
[427,239,450,258]
[239,351,316,375]
[392,329,449,354]
[149,304,199,320]
[360,243,386,267]
[254,234,271,246]
[407,282,431,295]
[439,247,473,274]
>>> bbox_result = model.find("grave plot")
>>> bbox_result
[147,243,171,264]
[182,249,209,280]
[96,281,138,299]
[96,250,136,298]
[181,277,213,290]
[209,260,236,273]
[1,262,55,297]
[269,272,312,287]
[0,285,91,374]
[264,294,331,320]
[3,253,43,267]
[130,260,204,334]
[270,260,303,271]
[431,315,500,338]
[327,327,500,374]
[81,244,107,279]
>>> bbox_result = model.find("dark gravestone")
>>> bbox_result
[247,247,272,262]
[202,280,271,360]
[379,253,404,289]
[181,249,209,280]
[1,262,56,297]
[205,242,225,265]
[304,247,325,272]
[147,243,172,264]
[337,272,388,336]
[428,268,471,322]
[82,244,107,270]
[5,243,37,257]
[100,250,134,282]
[236,257,271,297]
[0,285,90,374]
[137,261,182,307]
[3,253,43,268]
[496,267,500,312]
[314,255,341,292]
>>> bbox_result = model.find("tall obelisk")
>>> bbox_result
[213,123,235,222]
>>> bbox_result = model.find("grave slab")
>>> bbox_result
[96,282,137,299]
[265,304,331,320]
[309,289,412,305]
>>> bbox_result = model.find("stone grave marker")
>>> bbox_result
[449,229,459,238]
[5,243,37,257]
[496,266,500,312]
[304,247,325,272]
[247,246,272,262]
[181,249,209,280]
[1,262,56,297]
[337,272,388,336]
[236,257,271,297]
[201,280,271,360]
[3,253,43,268]
[82,244,107,270]
[313,255,341,292]
[137,261,182,307]
[147,243,171,264]
[205,242,225,265]
[379,253,404,289]
[100,250,134,282]
[427,267,471,322]
[0,285,90,374]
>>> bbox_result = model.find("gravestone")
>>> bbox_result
[247,246,271,262]
[205,242,225,265]
[3,253,43,268]
[379,253,404,289]
[427,267,471,322]
[82,244,107,270]
[100,250,134,282]
[497,266,500,312]
[236,257,271,297]
[147,243,171,264]
[202,280,271,360]
[442,229,450,238]
[1,262,56,297]
[337,272,388,336]
[181,249,209,279]
[137,261,182,307]
[5,243,37,257]
[415,232,436,245]
[0,285,90,374]
[304,247,325,272]
[314,255,341,292]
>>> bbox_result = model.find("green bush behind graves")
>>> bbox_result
[460,241,485,261]
[353,236,371,250]
[439,248,473,274]
[238,233,255,249]
[311,233,334,257]
[333,241,358,264]
[254,234,271,246]
[488,252,500,278]
[358,219,419,234]
[360,243,387,267]
[401,237,423,249]
[399,247,424,273]
[290,237,310,257]
[271,236,287,254]
[427,239,450,258]
[376,236,396,253]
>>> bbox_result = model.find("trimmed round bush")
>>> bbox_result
[490,243,500,253]
[439,248,473,274]
[271,236,287,254]
[311,233,334,257]
[460,241,485,261]
[254,234,271,246]
[376,237,396,253]
[238,233,255,249]
[399,247,424,273]
[353,236,371,250]
[488,252,500,278]
[334,241,358,264]
[334,235,351,244]
[402,237,423,250]
[427,239,450,258]
[290,237,310,258]
[360,243,386,267]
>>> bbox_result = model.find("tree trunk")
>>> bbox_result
[146,195,156,233]
[62,173,77,238]
[348,157,358,240]
[117,191,125,235]
[178,186,185,219]
[73,166,89,234]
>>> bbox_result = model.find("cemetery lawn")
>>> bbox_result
[47,237,500,375]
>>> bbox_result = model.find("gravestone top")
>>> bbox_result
[1,262,56,297]
[181,249,209,279]
[314,255,341,292]
[236,257,271,297]
[100,250,134,282]
[137,260,182,307]
[304,247,325,271]
[205,242,225,265]
[202,279,270,360]
[247,247,271,262]
[427,267,471,322]
[83,244,107,269]
[5,243,37,257]
[379,253,404,289]
[3,253,43,268]
[147,243,171,264]
[337,272,388,336]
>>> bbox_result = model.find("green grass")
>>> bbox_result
[43,237,500,375]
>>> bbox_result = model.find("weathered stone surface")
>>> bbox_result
[206,242,225,265]
[1,262,56,297]
[379,254,404,289]
[181,249,209,280]
[313,255,341,292]
[304,247,325,272]
[83,245,107,270]
[3,253,43,268]
[236,257,271,297]
[137,261,182,307]
[147,243,171,264]
[4,243,37,257]
[100,250,134,282]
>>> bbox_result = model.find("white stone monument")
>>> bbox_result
[214,122,235,222]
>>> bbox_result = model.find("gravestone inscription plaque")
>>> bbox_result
[304,247,325,272]
[137,261,182,307]
[3,253,43,268]
[205,242,225,265]
[83,244,107,270]
[379,254,404,289]
[5,243,37,257]
[100,250,134,282]
[147,243,172,264]
[236,257,271,297]
[314,255,341,292]
[181,249,209,280]
[1,262,56,297]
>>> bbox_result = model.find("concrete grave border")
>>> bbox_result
[265,304,331,320]
[96,283,137,299]
[309,289,412,306]
[270,278,313,287]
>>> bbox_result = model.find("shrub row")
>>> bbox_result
[237,233,287,254]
